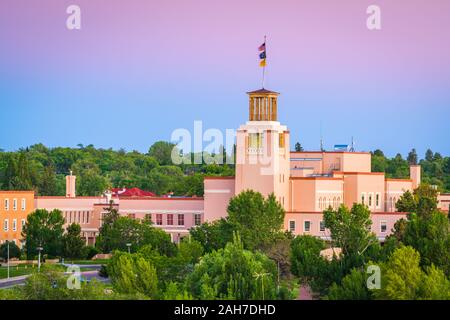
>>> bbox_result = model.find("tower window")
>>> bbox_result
[248,133,263,148]
[279,133,285,148]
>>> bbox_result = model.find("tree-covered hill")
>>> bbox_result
[0,142,234,197]
[1,143,449,196]
[371,148,450,192]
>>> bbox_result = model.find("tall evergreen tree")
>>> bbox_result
[407,148,418,165]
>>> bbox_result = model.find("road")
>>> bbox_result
[0,265,109,289]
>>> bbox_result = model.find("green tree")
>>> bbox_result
[375,246,449,300]
[404,211,450,275]
[148,141,177,166]
[72,160,109,196]
[189,219,235,252]
[186,234,278,300]
[0,241,21,260]
[407,148,418,165]
[38,164,59,196]
[22,209,65,259]
[290,235,326,282]
[395,190,416,213]
[323,204,376,258]
[425,149,434,162]
[227,191,285,250]
[326,269,371,300]
[107,251,159,299]
[62,223,86,259]
[294,142,304,152]
[97,215,175,256]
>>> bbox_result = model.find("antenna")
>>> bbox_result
[320,122,324,151]
[350,136,355,152]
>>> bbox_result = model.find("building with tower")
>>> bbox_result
[4,86,448,246]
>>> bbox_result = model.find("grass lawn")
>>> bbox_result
[0,265,35,279]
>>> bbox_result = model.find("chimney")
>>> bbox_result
[410,165,421,190]
[66,171,76,198]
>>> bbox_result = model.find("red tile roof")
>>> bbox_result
[110,187,156,198]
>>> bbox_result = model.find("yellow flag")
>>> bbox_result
[259,59,266,67]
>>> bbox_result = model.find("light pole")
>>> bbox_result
[7,241,10,279]
[126,243,132,254]
[37,246,43,273]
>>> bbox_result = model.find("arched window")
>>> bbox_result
[333,197,337,209]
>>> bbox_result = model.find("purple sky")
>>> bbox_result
[1,0,449,157]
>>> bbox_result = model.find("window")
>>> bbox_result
[156,214,163,226]
[4,199,9,211]
[376,193,380,209]
[13,199,17,211]
[21,219,25,229]
[380,221,387,233]
[167,214,174,225]
[318,197,322,210]
[304,221,311,232]
[128,214,136,219]
[4,219,9,231]
[194,214,202,226]
[361,193,366,205]
[82,211,85,224]
[333,197,337,209]
[21,198,26,211]
[248,132,263,148]
[289,220,296,232]
[86,212,90,224]
[279,133,285,148]
[145,214,152,223]
[368,194,373,207]
[178,214,185,226]
[12,219,17,232]
[320,221,325,232]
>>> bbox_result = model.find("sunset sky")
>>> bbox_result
[1,0,449,157]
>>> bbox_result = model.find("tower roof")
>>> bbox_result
[247,88,280,95]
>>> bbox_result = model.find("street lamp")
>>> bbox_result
[126,243,132,254]
[7,241,10,279]
[37,246,44,272]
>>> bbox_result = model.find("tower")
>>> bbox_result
[66,171,76,198]
[235,88,291,210]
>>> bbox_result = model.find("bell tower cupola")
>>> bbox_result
[247,88,280,121]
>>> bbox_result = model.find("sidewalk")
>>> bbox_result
[0,275,29,285]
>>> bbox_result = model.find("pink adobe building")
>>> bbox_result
[32,87,448,245]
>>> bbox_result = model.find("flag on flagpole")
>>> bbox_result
[258,41,266,68]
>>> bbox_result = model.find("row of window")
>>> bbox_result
[3,219,26,232]
[126,213,202,227]
[318,197,341,210]
[3,198,27,211]
[361,193,381,209]
[289,220,388,233]
[247,132,286,149]
[64,211,91,225]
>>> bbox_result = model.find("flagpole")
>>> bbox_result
[262,35,266,88]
